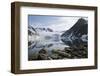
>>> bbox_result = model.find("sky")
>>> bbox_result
[28,15,87,32]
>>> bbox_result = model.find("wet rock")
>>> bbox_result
[51,54,59,59]
[36,43,88,60]
[52,50,71,58]
[37,49,50,60]
[64,47,73,53]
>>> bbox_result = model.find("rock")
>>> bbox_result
[51,54,59,59]
[37,49,50,60]
[64,47,73,53]
[52,50,71,58]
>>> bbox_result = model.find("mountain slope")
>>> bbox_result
[61,18,88,41]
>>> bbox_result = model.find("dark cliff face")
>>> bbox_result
[61,18,88,39]
[61,18,88,47]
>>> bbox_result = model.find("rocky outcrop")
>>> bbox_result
[37,49,52,60]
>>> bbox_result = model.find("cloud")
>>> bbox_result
[29,16,88,32]
[47,17,80,31]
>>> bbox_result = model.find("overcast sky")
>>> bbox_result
[28,15,87,32]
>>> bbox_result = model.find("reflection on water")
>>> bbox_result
[28,33,88,60]
[28,35,68,60]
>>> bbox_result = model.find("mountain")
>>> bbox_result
[35,27,53,32]
[28,25,37,36]
[28,25,54,35]
[61,18,88,41]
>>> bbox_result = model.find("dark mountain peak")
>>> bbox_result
[70,18,87,31]
[77,18,87,25]
[61,18,88,40]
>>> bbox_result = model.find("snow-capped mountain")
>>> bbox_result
[28,25,56,43]
[34,27,53,32]
[28,25,37,35]
[28,25,53,34]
